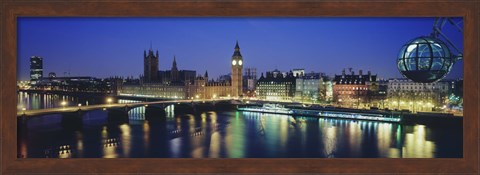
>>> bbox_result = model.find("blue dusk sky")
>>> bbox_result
[18,17,463,81]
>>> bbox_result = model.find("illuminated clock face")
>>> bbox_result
[238,60,243,66]
[232,60,237,65]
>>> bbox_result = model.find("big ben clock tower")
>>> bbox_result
[231,41,243,98]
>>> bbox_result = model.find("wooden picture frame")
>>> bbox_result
[1,0,478,174]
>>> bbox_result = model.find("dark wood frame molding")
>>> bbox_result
[1,0,479,174]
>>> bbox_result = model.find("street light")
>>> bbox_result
[22,107,26,115]
[107,97,113,105]
[61,101,67,108]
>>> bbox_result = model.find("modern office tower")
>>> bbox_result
[30,56,43,84]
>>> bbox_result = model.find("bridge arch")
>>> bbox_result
[213,100,236,111]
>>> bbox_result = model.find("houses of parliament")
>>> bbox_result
[118,41,244,99]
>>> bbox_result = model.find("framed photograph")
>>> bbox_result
[1,0,479,174]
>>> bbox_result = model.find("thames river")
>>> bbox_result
[17,92,463,158]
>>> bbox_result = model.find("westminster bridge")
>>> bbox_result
[17,99,240,130]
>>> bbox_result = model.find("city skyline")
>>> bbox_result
[16,18,465,160]
[18,17,463,81]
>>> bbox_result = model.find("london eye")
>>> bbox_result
[397,17,463,83]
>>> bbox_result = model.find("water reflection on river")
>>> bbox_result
[17,92,106,110]
[17,103,462,158]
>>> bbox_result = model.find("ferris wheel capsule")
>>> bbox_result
[397,36,456,83]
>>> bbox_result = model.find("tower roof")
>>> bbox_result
[233,40,242,57]
[145,49,156,57]
[204,70,208,77]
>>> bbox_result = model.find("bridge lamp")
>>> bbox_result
[22,107,26,115]
[78,103,82,108]
[145,104,148,107]
[195,95,199,99]
[61,101,67,108]
[107,97,113,104]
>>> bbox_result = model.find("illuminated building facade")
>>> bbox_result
[324,78,334,102]
[120,83,187,99]
[119,41,243,100]
[123,55,194,99]
[256,71,296,101]
[31,76,114,93]
[292,71,323,102]
[387,78,450,111]
[30,56,43,85]
[17,81,31,90]
[333,69,378,108]
[188,71,232,99]
[294,72,333,103]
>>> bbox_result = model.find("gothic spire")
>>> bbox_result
[172,55,177,69]
[233,40,242,57]
[204,70,208,78]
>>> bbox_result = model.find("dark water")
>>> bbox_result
[17,93,463,158]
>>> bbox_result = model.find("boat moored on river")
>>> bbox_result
[238,103,294,115]
[238,103,402,123]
